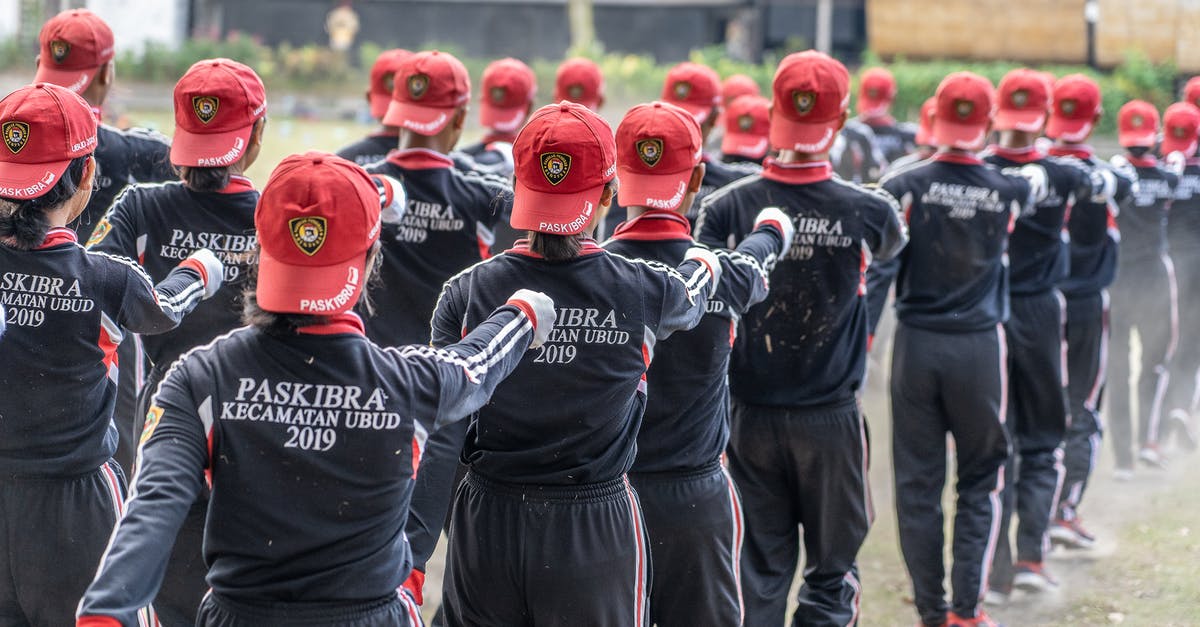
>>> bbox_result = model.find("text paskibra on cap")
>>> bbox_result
[408,74,429,99]
[3,121,29,154]
[290,217,328,256]
[793,90,817,115]
[637,138,664,167]
[193,96,219,124]
[50,40,70,63]
[541,152,572,185]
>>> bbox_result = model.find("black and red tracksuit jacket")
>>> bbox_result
[87,177,259,371]
[1048,145,1135,297]
[603,211,784,473]
[76,307,534,627]
[336,132,398,167]
[75,123,175,238]
[0,228,208,477]
[365,148,514,346]
[860,115,918,164]
[871,152,1030,333]
[832,119,887,184]
[1168,157,1200,257]
[1119,154,1177,265]
[697,159,908,407]
[456,131,517,177]
[982,145,1096,295]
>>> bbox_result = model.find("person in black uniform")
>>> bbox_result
[697,50,908,627]
[0,83,222,627]
[871,71,1033,627]
[981,68,1104,601]
[431,101,729,627]
[1108,100,1180,474]
[721,94,771,165]
[832,118,887,184]
[335,48,412,166]
[454,57,536,177]
[855,67,918,165]
[604,101,794,627]
[1160,102,1200,449]
[77,151,550,627]
[1044,75,1135,549]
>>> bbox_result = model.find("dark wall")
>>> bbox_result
[763,0,866,62]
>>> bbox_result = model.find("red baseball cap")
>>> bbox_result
[33,9,114,94]
[171,59,267,168]
[616,101,703,211]
[368,49,412,120]
[1161,102,1200,156]
[255,151,382,315]
[770,50,849,153]
[914,97,937,146]
[384,50,471,136]
[511,102,616,235]
[0,83,97,200]
[1117,100,1160,148]
[933,72,994,150]
[721,95,770,159]
[1046,74,1102,142]
[1185,77,1200,110]
[857,67,896,118]
[721,74,760,106]
[662,62,722,124]
[480,58,537,133]
[994,68,1050,132]
[554,58,604,111]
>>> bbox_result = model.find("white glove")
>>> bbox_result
[684,246,723,292]
[1004,163,1049,204]
[1089,168,1117,202]
[506,289,556,349]
[186,248,225,299]
[753,207,796,254]
[1165,150,1187,177]
[372,174,408,225]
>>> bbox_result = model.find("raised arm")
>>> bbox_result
[714,207,795,315]
[109,248,224,335]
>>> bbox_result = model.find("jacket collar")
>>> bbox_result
[506,238,607,258]
[387,147,455,170]
[216,175,256,194]
[762,158,833,184]
[35,227,78,249]
[1048,144,1094,160]
[610,210,692,241]
[932,151,984,165]
[296,312,366,336]
[986,144,1045,163]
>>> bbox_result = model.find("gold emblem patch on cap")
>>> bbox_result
[637,138,664,168]
[1011,90,1029,107]
[290,217,328,256]
[1061,99,1077,115]
[955,100,975,119]
[383,72,396,93]
[1131,114,1145,128]
[673,82,692,100]
[193,96,219,124]
[867,87,880,100]
[408,74,430,99]
[490,86,507,104]
[3,121,29,154]
[50,40,70,63]
[738,114,754,131]
[567,84,585,99]
[1173,125,1188,138]
[541,152,572,185]
[793,91,817,115]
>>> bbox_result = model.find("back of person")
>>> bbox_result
[1119,155,1175,265]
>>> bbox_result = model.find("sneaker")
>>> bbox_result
[1138,444,1168,469]
[947,610,1002,627]
[1049,517,1096,549]
[1169,409,1198,451]
[983,588,1009,606]
[1012,561,1060,593]
[1113,466,1135,481]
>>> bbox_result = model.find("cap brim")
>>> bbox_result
[480,103,527,133]
[510,178,601,235]
[1118,129,1157,148]
[617,168,692,211]
[256,247,368,315]
[994,109,1047,132]
[369,92,392,120]
[382,100,455,136]
[171,125,254,167]
[769,119,838,153]
[914,127,934,147]
[932,118,988,150]
[857,98,890,118]
[1161,136,1198,156]
[1045,116,1093,143]
[34,65,98,94]
[0,159,72,200]
[721,132,769,159]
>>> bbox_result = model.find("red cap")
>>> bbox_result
[933,72,994,150]
[616,101,703,211]
[480,58,537,133]
[1117,100,1160,148]
[33,9,114,94]
[914,97,937,146]
[255,151,382,315]
[1185,77,1200,110]
[171,58,267,167]
[770,50,850,154]
[0,83,97,199]
[1046,74,1102,142]
[368,49,412,120]
[554,58,604,112]
[511,102,616,235]
[384,51,471,136]
[857,67,896,118]
[721,95,770,159]
[721,74,760,106]
[994,68,1050,132]
[661,62,722,125]
[1161,102,1200,156]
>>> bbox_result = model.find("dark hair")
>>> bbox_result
[178,166,231,192]
[243,242,383,336]
[0,155,89,250]
[1127,146,1152,158]
[527,232,585,261]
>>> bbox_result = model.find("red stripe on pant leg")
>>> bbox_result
[624,478,647,627]
[721,466,745,625]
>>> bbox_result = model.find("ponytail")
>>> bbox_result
[0,155,88,250]
[178,166,231,192]
[527,232,585,261]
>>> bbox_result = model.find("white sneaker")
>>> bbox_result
[1138,445,1168,469]
[983,589,1009,606]
[1013,562,1059,593]
[1113,467,1135,481]
[1048,518,1096,550]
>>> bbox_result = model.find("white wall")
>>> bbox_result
[0,0,19,39]
[87,0,187,53]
